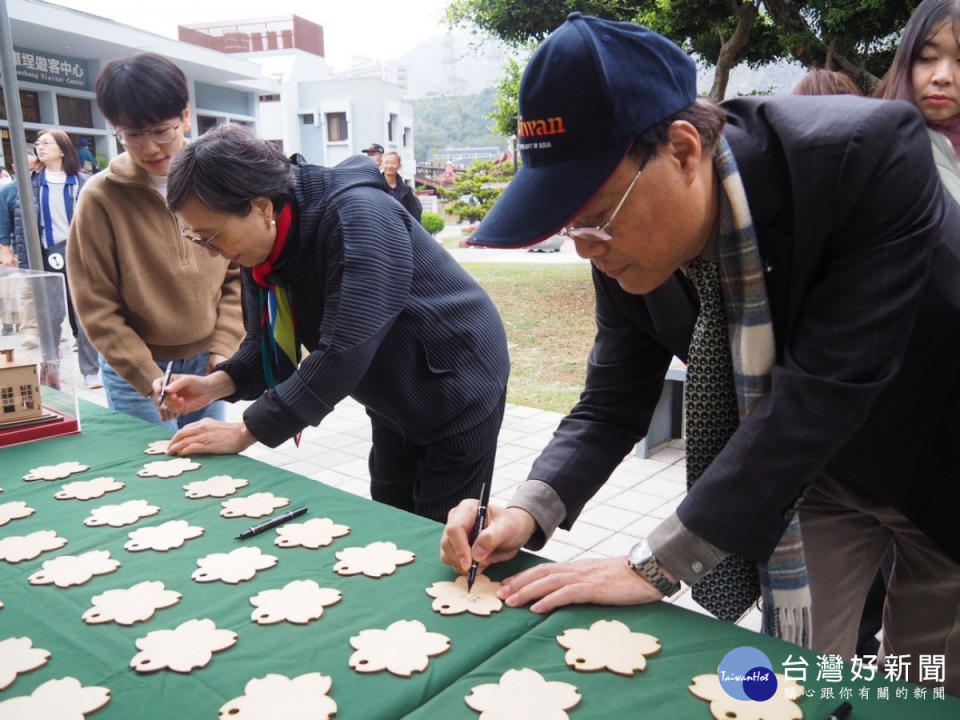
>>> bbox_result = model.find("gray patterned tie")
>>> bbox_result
[683,256,759,622]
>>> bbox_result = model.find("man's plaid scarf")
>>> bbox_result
[706,137,812,647]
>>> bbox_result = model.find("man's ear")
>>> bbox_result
[666,121,703,183]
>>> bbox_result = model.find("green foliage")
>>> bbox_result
[445,0,921,97]
[412,88,508,163]
[421,211,445,235]
[441,159,514,222]
[490,54,527,138]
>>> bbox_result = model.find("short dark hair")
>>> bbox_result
[627,99,727,167]
[167,123,295,216]
[95,53,189,128]
[38,128,80,176]
[876,0,960,102]
[792,68,863,97]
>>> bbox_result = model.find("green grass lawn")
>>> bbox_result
[461,262,596,413]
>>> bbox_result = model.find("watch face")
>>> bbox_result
[628,541,652,567]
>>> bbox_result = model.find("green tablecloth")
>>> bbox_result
[1,401,956,719]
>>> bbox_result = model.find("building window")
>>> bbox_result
[326,112,347,142]
[299,113,315,125]
[403,127,411,148]
[56,95,93,128]
[197,116,219,135]
[19,384,34,410]
[388,113,398,142]
[259,94,281,103]
[0,90,41,122]
[2,387,14,414]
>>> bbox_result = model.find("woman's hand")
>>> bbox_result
[497,557,665,613]
[205,353,227,375]
[0,245,16,268]
[441,501,537,575]
[152,370,234,421]
[166,419,255,456]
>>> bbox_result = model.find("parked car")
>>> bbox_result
[527,234,566,253]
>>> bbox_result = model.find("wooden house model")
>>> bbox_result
[0,349,42,425]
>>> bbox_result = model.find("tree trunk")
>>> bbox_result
[709,1,759,101]
[763,0,880,88]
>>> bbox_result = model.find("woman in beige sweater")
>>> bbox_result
[67,53,243,429]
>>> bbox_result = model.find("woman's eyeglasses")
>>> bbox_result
[114,121,181,149]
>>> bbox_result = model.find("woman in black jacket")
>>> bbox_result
[159,124,509,521]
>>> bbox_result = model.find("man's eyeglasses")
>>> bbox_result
[559,163,646,243]
[114,121,181,149]
[180,226,221,251]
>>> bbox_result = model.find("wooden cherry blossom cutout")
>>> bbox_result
[426,573,503,616]
[0,676,110,719]
[0,637,51,690]
[131,618,237,673]
[125,520,203,552]
[0,530,67,563]
[137,458,201,478]
[193,546,278,584]
[55,476,124,501]
[219,673,337,720]
[465,668,581,720]
[183,475,248,499]
[349,619,450,677]
[249,580,341,625]
[689,673,804,720]
[28,550,121,588]
[333,541,415,578]
[23,461,90,482]
[84,499,160,528]
[0,501,34,527]
[274,517,351,549]
[556,620,661,676]
[220,492,290,519]
[144,440,171,455]
[83,581,181,626]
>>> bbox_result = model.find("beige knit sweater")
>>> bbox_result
[67,153,243,396]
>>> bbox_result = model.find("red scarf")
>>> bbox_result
[252,204,294,288]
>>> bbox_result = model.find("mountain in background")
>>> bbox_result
[398,30,514,98]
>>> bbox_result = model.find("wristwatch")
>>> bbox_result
[627,540,681,597]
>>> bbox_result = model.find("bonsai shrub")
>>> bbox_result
[421,211,444,235]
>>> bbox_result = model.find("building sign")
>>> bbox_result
[12,47,90,90]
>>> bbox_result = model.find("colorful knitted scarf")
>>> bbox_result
[251,204,300,389]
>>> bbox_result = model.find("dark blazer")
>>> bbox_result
[529,95,960,564]
[219,157,510,448]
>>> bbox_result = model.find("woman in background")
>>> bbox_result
[21,128,100,386]
[876,0,960,199]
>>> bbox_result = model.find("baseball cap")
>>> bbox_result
[362,143,384,155]
[469,13,696,248]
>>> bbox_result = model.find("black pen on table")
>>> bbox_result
[466,482,490,592]
[235,505,308,540]
[825,701,852,720]
[157,360,173,406]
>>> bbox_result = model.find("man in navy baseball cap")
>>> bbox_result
[470,12,696,249]
[445,13,960,693]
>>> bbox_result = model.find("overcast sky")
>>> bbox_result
[46,0,458,69]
